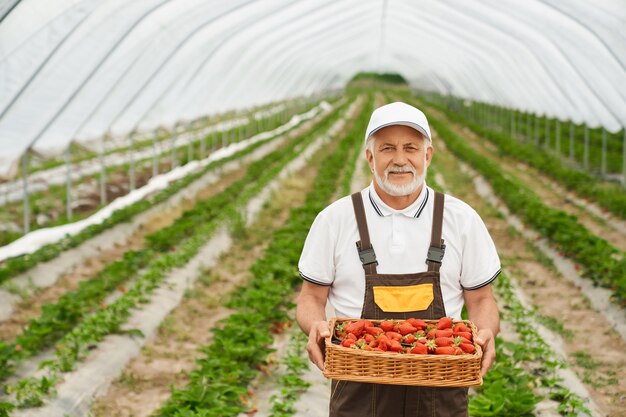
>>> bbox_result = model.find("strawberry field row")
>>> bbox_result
[0,99,352,412]
[422,145,590,416]
[413,96,626,307]
[152,96,371,417]
[0,100,326,284]
[0,103,334,383]
[422,93,626,220]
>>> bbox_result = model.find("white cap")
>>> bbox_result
[364,102,432,143]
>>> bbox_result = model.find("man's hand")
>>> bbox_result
[306,320,330,371]
[474,328,496,376]
[464,284,500,377]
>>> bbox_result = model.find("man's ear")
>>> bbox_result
[425,146,433,168]
[366,148,374,172]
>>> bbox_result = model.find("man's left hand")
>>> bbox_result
[474,328,496,376]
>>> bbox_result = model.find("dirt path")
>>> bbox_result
[430,134,626,416]
[0,168,246,343]
[423,104,626,253]
[89,131,339,417]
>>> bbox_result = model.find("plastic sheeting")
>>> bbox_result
[0,101,329,262]
[1,0,625,179]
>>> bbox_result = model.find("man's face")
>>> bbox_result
[366,125,433,196]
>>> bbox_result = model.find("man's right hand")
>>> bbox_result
[306,320,330,371]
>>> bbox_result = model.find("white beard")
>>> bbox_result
[373,155,427,197]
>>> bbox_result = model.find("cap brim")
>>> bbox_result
[367,121,431,142]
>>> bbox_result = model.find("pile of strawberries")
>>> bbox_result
[334,317,476,355]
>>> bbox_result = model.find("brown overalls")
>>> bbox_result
[329,191,468,417]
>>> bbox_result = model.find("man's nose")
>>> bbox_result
[392,150,408,165]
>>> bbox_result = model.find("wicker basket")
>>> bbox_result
[323,317,483,387]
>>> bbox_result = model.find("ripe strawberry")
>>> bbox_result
[345,321,366,337]
[453,323,471,333]
[346,333,357,341]
[453,336,472,345]
[380,320,395,332]
[426,329,437,339]
[389,340,403,352]
[409,343,428,354]
[459,343,475,354]
[453,331,473,341]
[403,334,416,344]
[434,346,456,355]
[437,317,453,330]
[407,318,428,329]
[435,329,454,338]
[378,339,389,352]
[425,339,438,352]
[398,322,418,336]
[364,334,375,343]
[341,339,356,348]
[434,337,454,347]
[365,326,384,336]
[385,331,403,341]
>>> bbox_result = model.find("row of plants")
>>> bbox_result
[473,271,591,417]
[22,97,317,177]
[152,97,371,417]
[420,156,589,416]
[420,92,626,219]
[0,99,354,411]
[0,98,327,248]
[424,92,625,175]
[0,100,329,283]
[411,97,626,307]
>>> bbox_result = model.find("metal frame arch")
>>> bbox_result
[195,1,373,114]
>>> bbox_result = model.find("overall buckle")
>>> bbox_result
[357,245,378,266]
[427,244,446,264]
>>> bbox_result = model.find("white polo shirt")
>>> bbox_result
[298,182,501,320]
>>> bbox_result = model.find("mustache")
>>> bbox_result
[385,164,416,175]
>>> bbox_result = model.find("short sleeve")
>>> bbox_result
[459,209,501,290]
[298,212,336,286]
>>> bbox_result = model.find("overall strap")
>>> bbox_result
[351,192,378,275]
[427,191,446,273]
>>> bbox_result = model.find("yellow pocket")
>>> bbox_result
[373,284,433,312]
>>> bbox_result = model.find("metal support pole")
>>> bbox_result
[99,137,106,205]
[22,152,30,235]
[583,125,589,170]
[170,130,177,168]
[200,127,206,158]
[543,115,550,149]
[526,113,532,142]
[569,122,574,161]
[534,115,539,146]
[601,128,607,176]
[152,133,158,177]
[511,112,516,139]
[129,134,135,191]
[622,129,626,187]
[65,146,72,221]
[555,120,561,157]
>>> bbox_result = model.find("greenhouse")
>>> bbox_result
[0,1,625,416]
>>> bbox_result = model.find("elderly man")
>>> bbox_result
[296,102,500,416]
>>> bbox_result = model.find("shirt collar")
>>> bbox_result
[368,182,430,218]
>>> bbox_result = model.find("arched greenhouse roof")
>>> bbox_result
[1,0,625,179]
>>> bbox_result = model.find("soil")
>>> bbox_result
[429,125,626,416]
[89,134,337,417]
[426,106,626,253]
[0,167,247,342]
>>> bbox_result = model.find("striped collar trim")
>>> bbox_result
[368,183,430,218]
